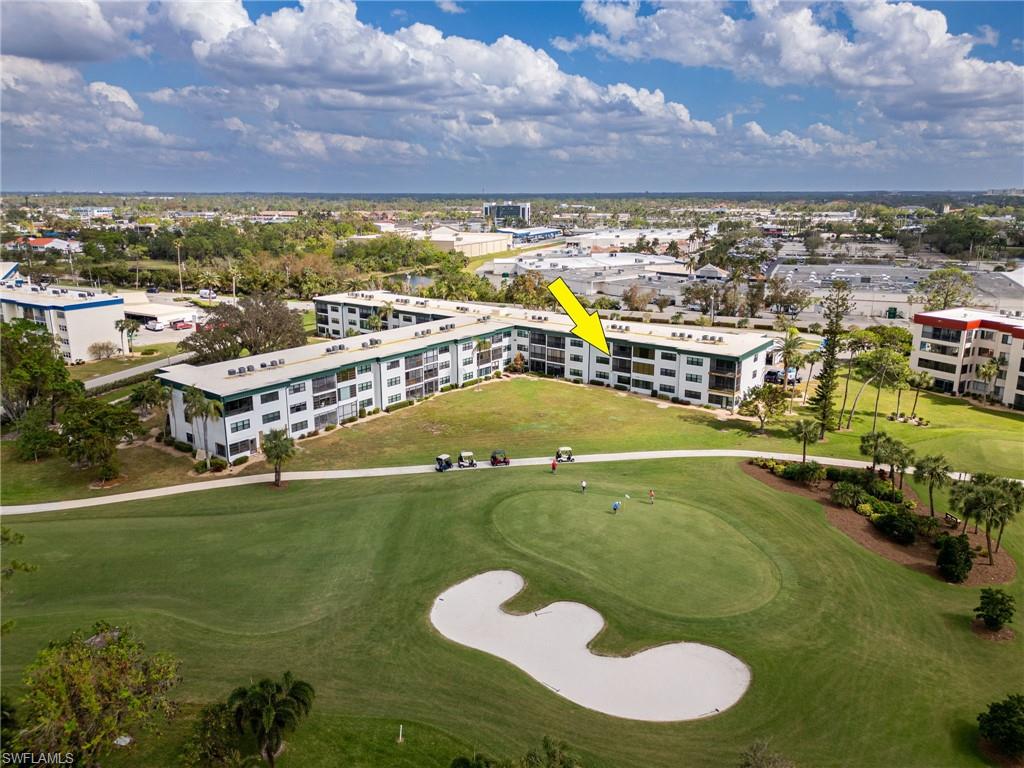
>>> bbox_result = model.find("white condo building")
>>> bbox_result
[156,292,777,464]
[1,276,126,362]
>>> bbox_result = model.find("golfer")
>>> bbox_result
[649,489,655,505]
[551,459,558,474]
[580,480,587,494]
[612,501,621,513]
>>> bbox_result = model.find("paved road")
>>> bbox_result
[83,352,194,391]
[1,449,884,516]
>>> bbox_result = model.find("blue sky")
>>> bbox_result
[1,1,1022,192]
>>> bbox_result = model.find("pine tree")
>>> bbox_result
[807,281,854,438]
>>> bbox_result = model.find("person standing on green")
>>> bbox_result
[580,480,587,494]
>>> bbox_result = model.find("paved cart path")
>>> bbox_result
[2,449,966,516]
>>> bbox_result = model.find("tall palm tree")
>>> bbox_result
[801,349,822,405]
[914,454,953,517]
[893,443,915,490]
[859,430,892,471]
[262,429,296,488]
[228,672,315,767]
[994,478,1022,554]
[907,371,934,419]
[183,386,223,470]
[837,329,875,428]
[788,418,820,463]
[961,482,1012,566]
[976,358,1001,403]
[778,328,804,413]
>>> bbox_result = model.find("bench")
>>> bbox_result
[944,512,960,527]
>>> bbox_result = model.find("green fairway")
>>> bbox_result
[2,459,1020,767]
[493,489,780,617]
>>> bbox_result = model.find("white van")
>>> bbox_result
[145,319,165,332]
[198,288,217,300]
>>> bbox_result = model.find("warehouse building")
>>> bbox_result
[156,292,775,464]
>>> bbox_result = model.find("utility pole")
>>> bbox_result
[176,241,184,293]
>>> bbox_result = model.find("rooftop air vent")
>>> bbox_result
[228,368,236,375]
[270,361,278,367]
[278,358,285,365]
[361,342,369,348]
[246,365,255,372]
[260,362,267,368]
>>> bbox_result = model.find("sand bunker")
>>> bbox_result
[430,570,750,721]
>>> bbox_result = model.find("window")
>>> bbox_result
[633,346,655,360]
[685,373,703,383]
[570,368,583,377]
[345,307,356,314]
[684,389,701,400]
[290,402,307,414]
[616,374,631,385]
[462,357,472,366]
[569,354,583,363]
[659,384,676,394]
[439,376,451,385]
[462,371,473,381]
[660,351,677,362]
[686,356,703,367]
[612,343,631,358]
[595,371,609,380]
[632,362,655,376]
[229,439,251,455]
[387,360,401,369]
[329,305,339,313]
[313,392,338,409]
[337,368,355,382]
[262,411,280,424]
[289,382,306,395]
[230,419,250,433]
[357,364,371,375]
[387,393,402,404]
[312,373,335,394]
[291,420,308,433]
[517,329,529,337]
[595,356,610,365]
[224,397,253,417]
[358,381,373,392]
[359,398,373,408]
[439,360,450,370]
[461,342,473,351]
[314,411,336,430]
[570,339,584,347]
[546,335,565,348]
[260,391,279,404]
[1002,334,1012,345]
[660,368,675,377]
[387,376,401,387]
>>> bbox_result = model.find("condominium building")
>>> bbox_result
[910,308,1024,409]
[484,201,531,225]
[156,292,776,464]
[0,279,125,361]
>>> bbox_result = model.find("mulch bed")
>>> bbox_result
[970,618,1017,643]
[89,476,126,491]
[740,462,1018,587]
[979,739,1024,768]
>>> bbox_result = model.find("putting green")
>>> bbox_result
[492,488,781,618]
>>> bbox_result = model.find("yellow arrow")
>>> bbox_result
[546,277,609,355]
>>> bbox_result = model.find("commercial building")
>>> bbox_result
[156,292,776,463]
[412,227,513,258]
[484,201,531,225]
[910,308,1024,409]
[0,279,125,361]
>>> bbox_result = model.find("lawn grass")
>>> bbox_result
[1,458,1019,767]
[2,376,1021,506]
[69,342,181,380]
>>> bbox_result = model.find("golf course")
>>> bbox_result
[2,455,1020,767]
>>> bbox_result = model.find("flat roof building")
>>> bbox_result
[484,201,531,225]
[156,292,777,464]
[0,279,125,361]
[910,307,1024,409]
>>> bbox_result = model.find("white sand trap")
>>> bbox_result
[430,570,750,721]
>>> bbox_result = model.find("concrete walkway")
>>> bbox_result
[1,450,880,516]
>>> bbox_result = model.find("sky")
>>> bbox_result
[1,0,1022,193]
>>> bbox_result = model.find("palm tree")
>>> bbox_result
[788,418,820,463]
[228,672,315,767]
[859,430,891,471]
[993,478,1022,554]
[914,454,953,517]
[961,482,1012,566]
[778,328,804,413]
[130,379,167,419]
[893,443,915,490]
[262,429,295,488]
[907,371,934,419]
[183,386,223,470]
[891,366,910,417]
[114,318,141,356]
[977,358,1001,402]
[837,329,874,428]
[800,349,822,405]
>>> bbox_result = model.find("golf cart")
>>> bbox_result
[490,449,511,467]
[555,446,575,463]
[458,451,477,468]
[435,454,453,472]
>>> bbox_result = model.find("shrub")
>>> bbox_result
[831,481,865,508]
[342,416,357,425]
[162,434,175,446]
[140,348,159,356]
[975,588,1016,630]
[916,516,940,538]
[174,440,193,453]
[387,400,413,412]
[856,503,874,517]
[978,694,1024,759]
[324,423,336,431]
[781,461,826,486]
[872,512,917,545]
[180,702,241,768]
[737,318,750,328]
[309,429,320,437]
[440,384,456,392]
[613,384,629,391]
[231,456,249,467]
[358,408,366,418]
[462,378,480,387]
[192,461,208,474]
[208,457,228,472]
[937,534,974,583]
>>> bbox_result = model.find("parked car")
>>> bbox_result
[765,369,801,385]
[170,321,193,330]
[435,454,453,472]
[457,451,477,468]
[145,286,160,294]
[145,320,166,332]
[490,449,511,467]
[198,288,217,300]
